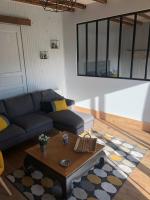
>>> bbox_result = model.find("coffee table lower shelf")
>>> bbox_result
[24,152,105,199]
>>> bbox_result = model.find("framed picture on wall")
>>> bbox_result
[40,51,48,59]
[50,40,60,49]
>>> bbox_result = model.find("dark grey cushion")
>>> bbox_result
[13,113,53,134]
[41,89,63,101]
[40,101,54,113]
[0,124,25,143]
[65,99,75,107]
[48,110,84,134]
[4,94,34,119]
[0,100,7,115]
[31,91,42,111]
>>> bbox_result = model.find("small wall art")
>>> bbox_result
[50,40,60,49]
[40,51,48,59]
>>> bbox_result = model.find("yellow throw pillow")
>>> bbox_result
[0,115,9,132]
[53,99,68,112]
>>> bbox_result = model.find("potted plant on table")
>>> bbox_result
[38,134,49,152]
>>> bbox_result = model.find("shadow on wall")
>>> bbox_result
[73,77,144,107]
[72,78,150,133]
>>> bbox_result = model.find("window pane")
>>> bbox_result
[119,15,134,78]
[142,12,150,79]
[87,22,96,76]
[147,51,150,79]
[78,24,86,75]
[97,20,107,76]
[108,18,120,77]
[77,11,150,81]
[132,13,149,79]
[146,21,150,78]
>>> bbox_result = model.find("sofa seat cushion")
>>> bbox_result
[48,110,84,133]
[13,113,53,133]
[0,124,25,142]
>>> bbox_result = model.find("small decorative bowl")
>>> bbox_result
[59,159,71,167]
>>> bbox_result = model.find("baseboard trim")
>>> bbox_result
[74,106,150,132]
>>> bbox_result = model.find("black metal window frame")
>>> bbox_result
[77,8,150,81]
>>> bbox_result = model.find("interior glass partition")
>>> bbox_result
[77,9,150,81]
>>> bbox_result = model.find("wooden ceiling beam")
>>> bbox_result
[138,13,150,20]
[13,0,75,12]
[48,0,86,9]
[94,0,107,4]
[0,15,31,26]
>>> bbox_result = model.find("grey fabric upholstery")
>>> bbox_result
[13,113,53,134]
[0,124,26,149]
[31,91,42,111]
[4,94,34,119]
[42,89,63,101]
[0,100,7,115]
[0,89,83,150]
[48,110,84,134]
[0,124,25,142]
[73,111,94,123]
[73,111,94,131]
[40,101,54,113]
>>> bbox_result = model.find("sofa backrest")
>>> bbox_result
[31,91,42,111]
[4,94,34,119]
[0,101,7,116]
[41,89,63,101]
[31,89,63,112]
[1,89,63,118]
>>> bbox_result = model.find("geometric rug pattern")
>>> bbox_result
[7,132,148,200]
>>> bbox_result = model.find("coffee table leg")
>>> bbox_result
[61,178,72,199]
[24,155,35,175]
[97,151,106,168]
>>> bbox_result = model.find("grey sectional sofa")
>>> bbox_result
[0,89,85,150]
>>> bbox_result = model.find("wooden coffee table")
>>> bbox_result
[24,133,104,198]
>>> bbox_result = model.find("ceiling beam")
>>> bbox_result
[48,0,86,9]
[138,13,150,20]
[0,15,31,26]
[13,0,75,12]
[94,0,107,4]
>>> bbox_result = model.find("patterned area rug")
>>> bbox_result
[7,132,148,200]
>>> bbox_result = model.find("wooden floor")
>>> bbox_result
[0,119,150,200]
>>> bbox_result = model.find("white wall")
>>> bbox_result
[63,0,150,123]
[0,0,66,95]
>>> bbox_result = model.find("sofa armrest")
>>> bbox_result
[65,99,75,107]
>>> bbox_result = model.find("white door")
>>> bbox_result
[0,23,27,99]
